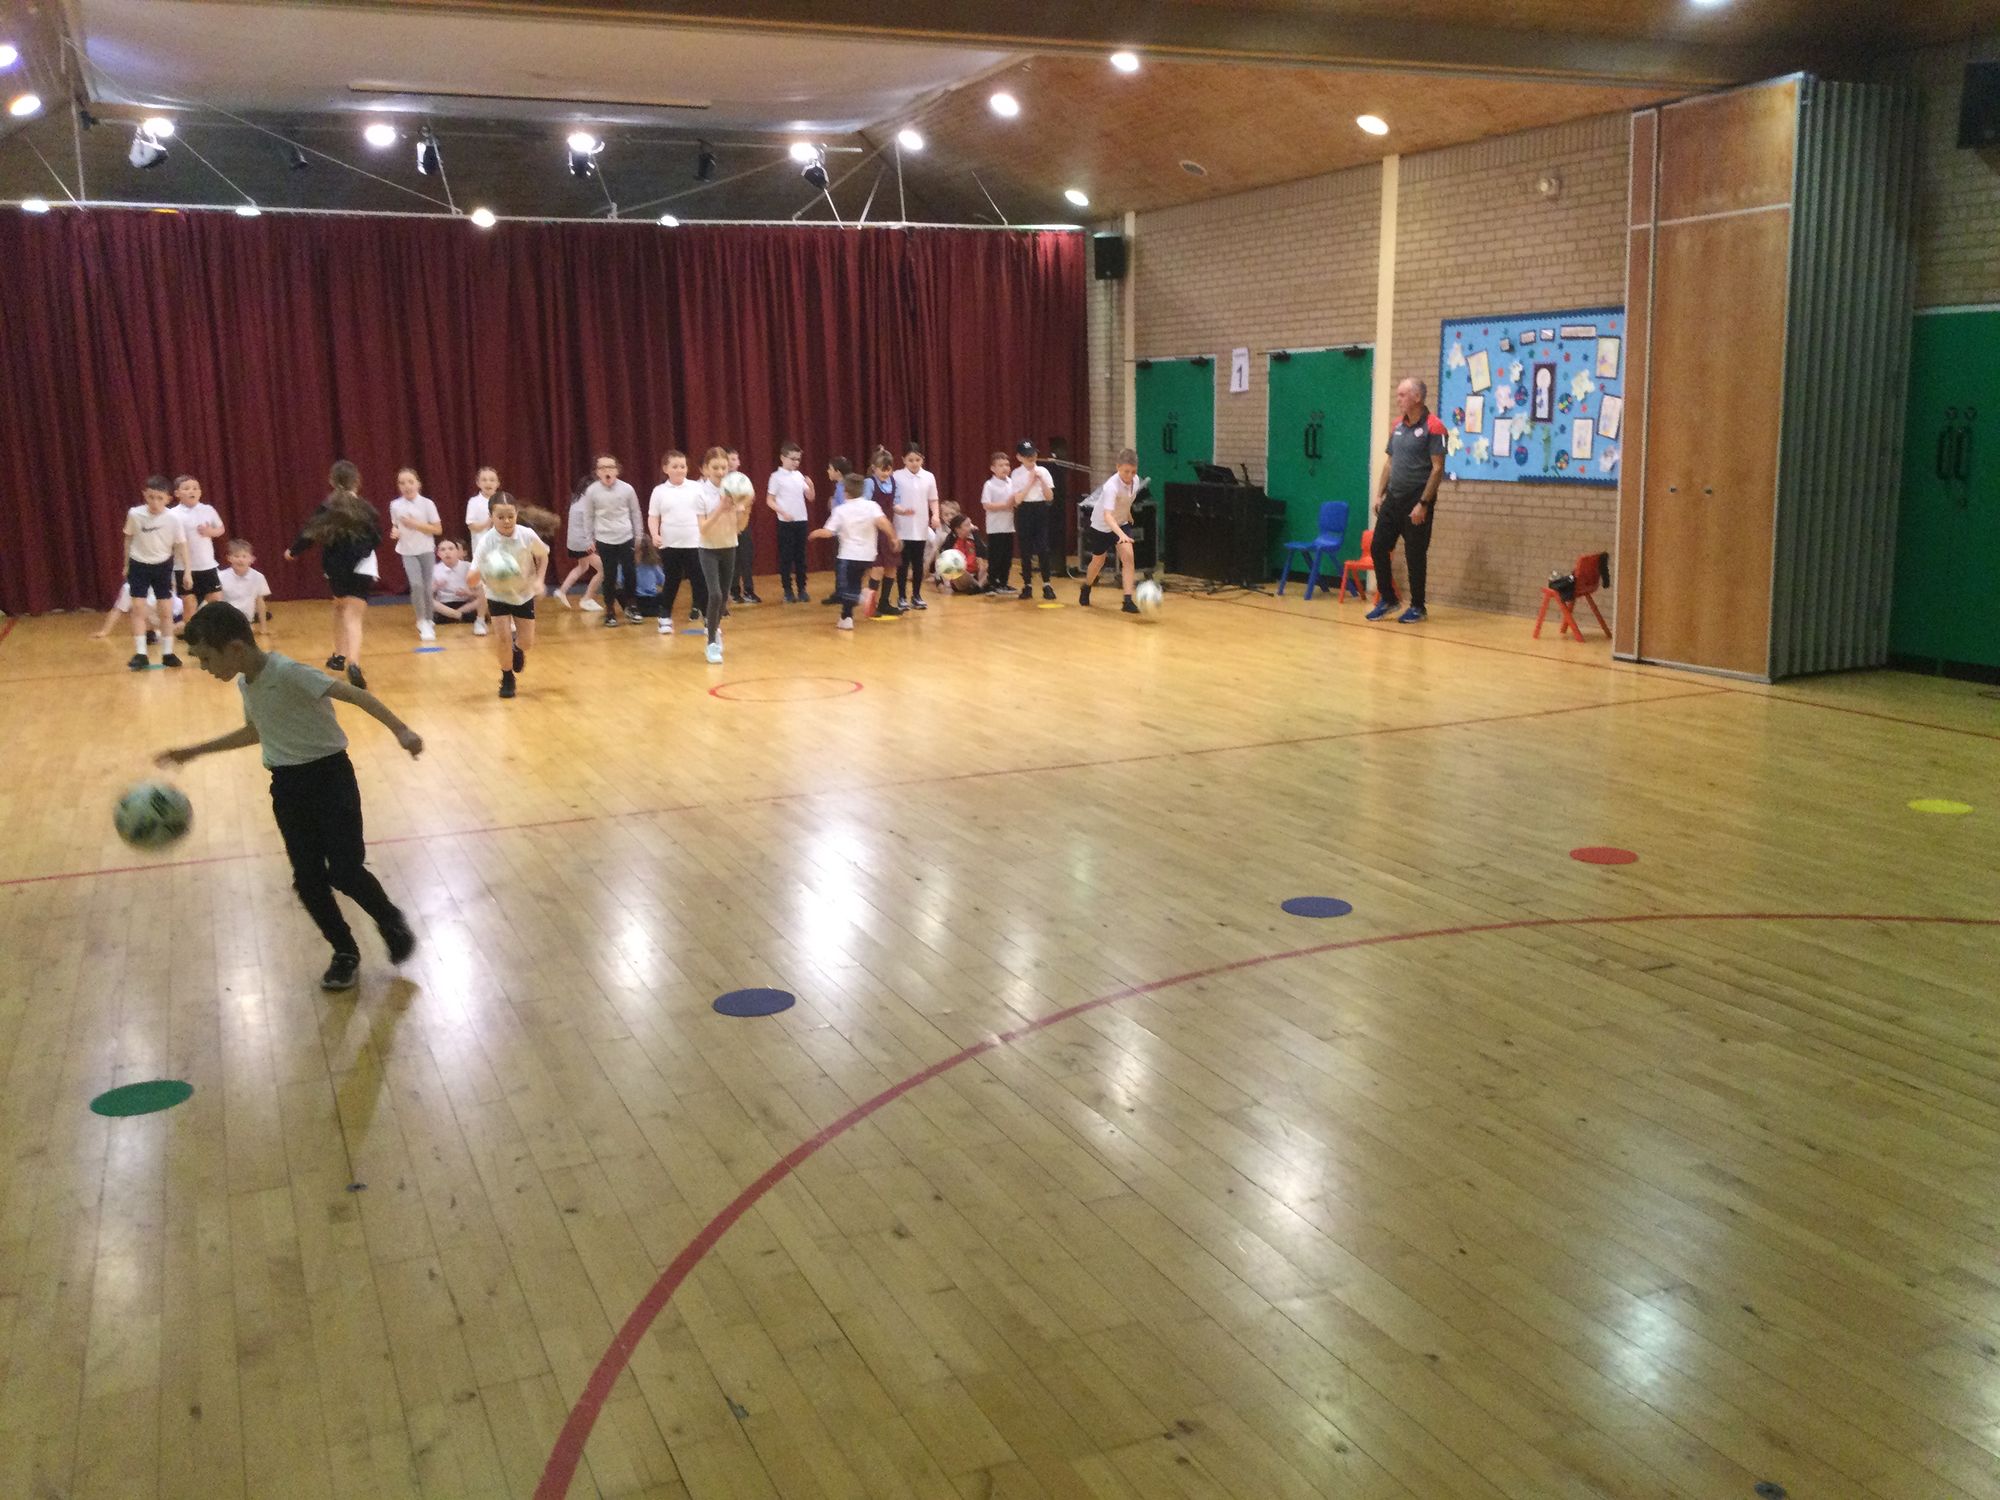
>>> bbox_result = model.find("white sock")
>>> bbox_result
[133,630,148,654]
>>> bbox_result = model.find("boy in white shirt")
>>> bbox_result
[218,539,271,631]
[173,474,227,607]
[1009,440,1058,600]
[978,451,1017,596]
[766,441,815,604]
[388,466,444,642]
[647,449,711,634]
[1080,449,1142,613]
[891,442,941,610]
[810,474,898,629]
[430,538,486,632]
[124,475,190,670]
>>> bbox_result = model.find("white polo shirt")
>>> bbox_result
[827,497,885,562]
[125,505,184,566]
[389,494,440,556]
[1008,463,1054,508]
[466,492,492,533]
[1090,474,1136,533]
[649,480,704,549]
[176,502,223,571]
[219,566,269,619]
[767,468,810,523]
[891,466,939,542]
[473,525,544,607]
[980,476,1014,534]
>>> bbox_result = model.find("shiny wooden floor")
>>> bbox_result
[0,577,1996,1500]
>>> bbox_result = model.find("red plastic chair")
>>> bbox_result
[1534,552,1610,640]
[1338,530,1380,605]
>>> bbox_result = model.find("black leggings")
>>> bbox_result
[776,520,810,595]
[1016,502,1055,584]
[269,752,403,956]
[1371,495,1435,608]
[897,538,928,599]
[987,533,1017,591]
[698,547,737,643]
[598,539,636,615]
[732,525,755,599]
[660,547,709,619]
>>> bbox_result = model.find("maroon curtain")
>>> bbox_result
[0,211,1087,613]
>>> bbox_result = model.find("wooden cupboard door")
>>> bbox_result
[1637,207,1791,677]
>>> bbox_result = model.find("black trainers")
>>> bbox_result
[1079,586,1092,607]
[783,592,797,605]
[512,643,524,673]
[380,911,417,965]
[321,952,361,990]
[161,652,183,667]
[1122,596,1140,614]
[1018,586,1032,600]
[689,609,703,624]
[127,652,149,671]
[602,615,620,628]
[1042,585,1057,600]
[745,593,763,605]
[821,593,839,605]
[346,662,366,690]
[499,671,516,699]
[910,598,928,610]
[325,654,346,673]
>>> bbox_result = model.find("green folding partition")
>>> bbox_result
[1265,346,1374,575]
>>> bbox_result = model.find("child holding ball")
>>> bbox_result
[695,447,749,662]
[469,497,549,699]
[156,601,419,992]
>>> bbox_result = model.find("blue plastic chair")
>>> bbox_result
[1276,501,1350,599]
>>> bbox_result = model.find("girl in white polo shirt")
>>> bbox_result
[468,497,549,699]
[388,466,443,642]
[891,442,941,610]
[647,448,710,635]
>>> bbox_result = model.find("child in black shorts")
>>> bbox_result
[285,460,381,689]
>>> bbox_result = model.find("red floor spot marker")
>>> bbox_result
[1571,846,1639,865]
[708,676,863,702]
[531,908,1999,1499]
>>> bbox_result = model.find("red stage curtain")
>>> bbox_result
[0,212,1087,613]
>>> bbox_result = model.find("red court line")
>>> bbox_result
[532,907,2000,1499]
[0,618,15,655]
[0,686,1711,889]
[1204,594,2000,742]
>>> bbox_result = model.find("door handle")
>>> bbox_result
[1936,427,1954,482]
[1953,427,1973,486]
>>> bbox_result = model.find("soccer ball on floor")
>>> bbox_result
[936,548,967,580]
[1134,580,1165,616]
[115,782,193,849]
[721,472,756,504]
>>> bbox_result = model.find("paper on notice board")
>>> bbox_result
[1572,419,1594,460]
[1492,418,1512,456]
[1464,393,1485,434]
[1597,393,1623,441]
[1595,337,1621,378]
[1467,350,1491,393]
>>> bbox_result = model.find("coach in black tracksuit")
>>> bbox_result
[1368,376,1447,624]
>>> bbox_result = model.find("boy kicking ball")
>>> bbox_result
[156,601,420,991]
[1079,449,1142,613]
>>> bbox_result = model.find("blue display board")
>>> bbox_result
[1437,306,1625,486]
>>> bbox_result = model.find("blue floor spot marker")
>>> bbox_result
[713,987,796,1018]
[413,646,445,654]
[1281,896,1353,919]
[682,628,707,636]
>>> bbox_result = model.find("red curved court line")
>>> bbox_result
[707,675,864,701]
[533,908,2000,1500]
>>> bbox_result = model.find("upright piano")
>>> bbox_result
[1163,476,1286,586]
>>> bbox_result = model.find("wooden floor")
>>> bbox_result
[0,577,1996,1500]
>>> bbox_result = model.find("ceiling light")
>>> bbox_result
[8,92,42,118]
[566,130,600,155]
[1064,188,1090,207]
[469,206,496,228]
[788,140,818,163]
[416,131,441,175]
[658,213,679,226]
[235,204,261,217]
[287,145,310,171]
[128,122,170,168]
[695,141,717,181]
[22,197,50,214]
[0,43,18,70]
[989,91,1020,119]
[897,128,924,152]
[363,121,397,148]
[142,115,175,139]
[1109,51,1141,73]
[800,148,829,190]
[566,131,603,178]
[1356,114,1389,136]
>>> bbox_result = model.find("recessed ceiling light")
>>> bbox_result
[235,204,261,217]
[1180,160,1207,177]
[897,127,924,152]
[566,130,600,155]
[1356,114,1389,136]
[142,115,175,139]
[363,121,397,148]
[7,92,41,118]
[989,91,1020,119]
[22,197,50,213]
[0,43,19,70]
[1109,51,1141,74]
[658,213,679,226]
[788,140,818,163]
[469,206,497,228]
[1064,188,1089,208]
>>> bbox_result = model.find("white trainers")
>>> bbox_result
[836,616,854,631]
[553,591,572,610]
[472,618,488,635]
[580,597,604,612]
[704,641,723,664]
[657,618,672,635]
[417,621,435,642]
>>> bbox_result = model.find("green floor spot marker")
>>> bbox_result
[1908,798,1974,816]
[90,1079,193,1117]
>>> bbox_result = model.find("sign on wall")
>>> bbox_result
[1437,305,1625,486]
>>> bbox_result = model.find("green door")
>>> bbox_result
[1135,357,1215,574]
[1265,346,1374,576]
[1892,310,2000,667]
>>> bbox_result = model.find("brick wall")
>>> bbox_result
[1393,112,1631,614]
[1086,229,1127,471]
[1128,168,1381,482]
[1879,41,2000,309]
